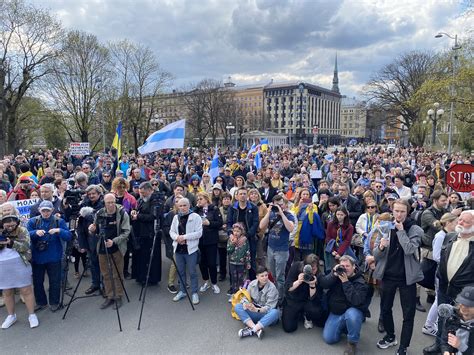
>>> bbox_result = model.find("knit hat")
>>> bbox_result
[456,286,474,307]
[191,174,201,182]
[232,223,246,235]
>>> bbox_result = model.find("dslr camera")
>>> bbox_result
[335,265,346,276]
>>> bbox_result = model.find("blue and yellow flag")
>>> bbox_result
[112,121,122,158]
[260,138,269,151]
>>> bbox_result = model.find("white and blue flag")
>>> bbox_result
[254,150,262,171]
[138,119,186,155]
[208,147,220,183]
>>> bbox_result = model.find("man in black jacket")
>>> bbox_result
[337,184,363,227]
[320,255,368,355]
[227,187,259,279]
[424,210,474,355]
[131,182,161,285]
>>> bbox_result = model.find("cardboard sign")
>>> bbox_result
[7,198,39,225]
[69,142,90,156]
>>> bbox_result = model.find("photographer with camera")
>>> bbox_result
[439,286,474,355]
[0,204,39,329]
[89,193,130,310]
[27,201,71,312]
[319,255,368,355]
[282,254,327,333]
[75,184,104,295]
[424,210,474,355]
[259,195,295,303]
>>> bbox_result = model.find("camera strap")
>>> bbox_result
[267,215,282,233]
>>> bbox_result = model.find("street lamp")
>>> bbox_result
[425,102,444,146]
[298,83,304,145]
[435,32,461,155]
[312,125,319,146]
[226,122,235,147]
[151,113,164,130]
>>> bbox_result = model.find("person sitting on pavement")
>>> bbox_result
[319,255,369,355]
[234,266,280,339]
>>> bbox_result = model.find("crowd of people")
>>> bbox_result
[0,144,473,355]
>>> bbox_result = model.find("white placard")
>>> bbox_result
[69,142,90,155]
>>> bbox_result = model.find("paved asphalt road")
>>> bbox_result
[2,253,435,355]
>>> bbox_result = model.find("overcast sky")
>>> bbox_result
[34,0,471,98]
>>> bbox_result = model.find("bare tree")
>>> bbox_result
[364,51,435,145]
[0,0,63,155]
[44,30,111,146]
[109,40,173,152]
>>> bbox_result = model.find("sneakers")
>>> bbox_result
[238,327,254,338]
[422,324,438,337]
[199,282,211,292]
[192,293,200,305]
[85,285,100,295]
[211,284,220,294]
[167,284,178,294]
[173,291,186,302]
[304,317,314,329]
[256,329,263,339]
[100,299,114,309]
[226,288,234,296]
[1,314,17,329]
[28,314,39,328]
[396,348,407,355]
[377,335,398,349]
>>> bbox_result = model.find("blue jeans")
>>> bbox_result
[266,247,289,301]
[234,303,280,328]
[175,251,199,294]
[32,261,62,306]
[323,307,364,344]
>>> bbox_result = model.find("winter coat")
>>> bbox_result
[195,204,223,246]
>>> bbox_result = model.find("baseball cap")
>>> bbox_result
[19,177,31,183]
[387,193,399,200]
[132,181,140,188]
[38,200,54,211]
[212,183,223,190]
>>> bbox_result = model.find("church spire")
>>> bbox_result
[332,53,340,94]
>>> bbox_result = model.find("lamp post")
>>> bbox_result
[298,83,304,145]
[425,102,444,147]
[435,32,461,155]
[226,122,235,147]
[151,113,164,131]
[312,125,319,146]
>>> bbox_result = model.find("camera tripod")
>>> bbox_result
[62,230,130,331]
[137,233,194,330]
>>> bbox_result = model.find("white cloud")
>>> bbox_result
[34,0,467,98]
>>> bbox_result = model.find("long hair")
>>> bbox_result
[332,206,350,226]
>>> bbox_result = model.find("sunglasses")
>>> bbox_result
[367,206,377,209]
[152,183,158,186]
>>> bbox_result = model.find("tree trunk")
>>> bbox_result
[133,125,139,153]
[7,109,18,154]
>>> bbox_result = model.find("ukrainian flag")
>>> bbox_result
[112,121,122,158]
[261,138,269,151]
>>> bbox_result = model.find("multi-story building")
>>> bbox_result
[264,80,342,146]
[340,96,367,142]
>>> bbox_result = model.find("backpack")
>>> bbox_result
[231,287,252,321]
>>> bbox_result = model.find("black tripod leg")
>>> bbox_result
[62,266,87,320]
[104,242,122,332]
[111,254,130,303]
[171,256,195,311]
[137,233,157,330]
